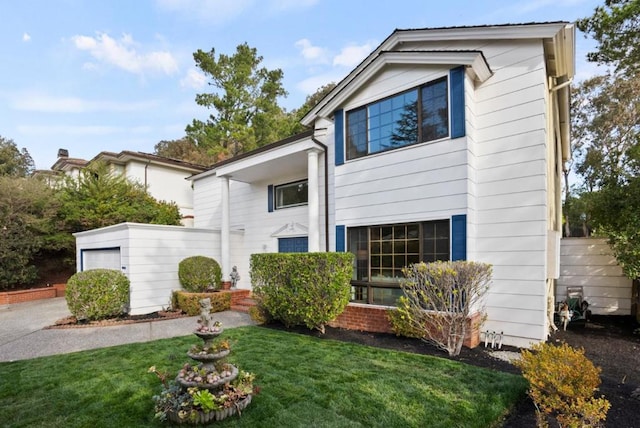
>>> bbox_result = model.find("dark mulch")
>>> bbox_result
[46,310,187,329]
[264,315,640,428]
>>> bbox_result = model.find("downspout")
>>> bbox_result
[312,137,329,251]
[144,160,150,190]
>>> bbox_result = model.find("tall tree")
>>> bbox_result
[0,136,35,177]
[154,137,216,166]
[186,43,289,160]
[570,72,640,275]
[577,0,640,75]
[571,73,640,191]
[0,176,59,289]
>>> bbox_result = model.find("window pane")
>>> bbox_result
[421,78,449,142]
[423,219,450,262]
[275,181,308,209]
[347,108,367,160]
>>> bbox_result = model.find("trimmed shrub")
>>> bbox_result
[392,261,492,356]
[248,304,271,325]
[178,256,222,292]
[250,252,354,333]
[65,269,129,320]
[171,291,231,316]
[514,342,610,427]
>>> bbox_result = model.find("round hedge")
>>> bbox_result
[178,255,222,292]
[65,269,130,321]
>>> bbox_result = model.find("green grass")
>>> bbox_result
[0,326,526,427]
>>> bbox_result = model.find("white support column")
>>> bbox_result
[220,175,230,282]
[307,149,321,252]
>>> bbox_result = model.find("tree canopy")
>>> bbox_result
[0,176,60,288]
[185,43,290,160]
[0,136,35,177]
[577,0,640,75]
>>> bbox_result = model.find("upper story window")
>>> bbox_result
[275,180,308,209]
[346,77,449,160]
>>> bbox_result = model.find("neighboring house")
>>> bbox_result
[51,149,207,226]
[189,22,574,348]
[76,22,577,347]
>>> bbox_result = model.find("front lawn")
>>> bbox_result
[0,326,526,427]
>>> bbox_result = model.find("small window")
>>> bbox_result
[275,180,308,209]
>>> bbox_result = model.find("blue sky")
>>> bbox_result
[0,0,604,170]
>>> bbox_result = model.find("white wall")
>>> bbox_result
[75,223,243,315]
[558,238,632,315]
[125,160,196,220]
[326,40,552,347]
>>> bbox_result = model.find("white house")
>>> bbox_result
[187,22,575,347]
[52,150,207,226]
[76,22,577,347]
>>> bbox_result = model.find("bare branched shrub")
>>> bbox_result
[390,261,491,356]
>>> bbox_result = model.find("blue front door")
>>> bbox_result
[278,237,308,253]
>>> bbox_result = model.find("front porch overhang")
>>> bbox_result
[191,131,324,184]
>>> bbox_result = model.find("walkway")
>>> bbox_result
[0,297,255,362]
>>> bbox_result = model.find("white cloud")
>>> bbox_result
[155,0,253,24]
[71,32,178,76]
[333,41,376,68]
[17,124,123,136]
[295,39,330,64]
[22,33,31,42]
[180,68,207,89]
[11,93,159,113]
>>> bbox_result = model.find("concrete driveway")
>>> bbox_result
[0,298,254,362]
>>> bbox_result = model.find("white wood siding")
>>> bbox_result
[75,223,243,315]
[558,238,632,315]
[328,40,551,347]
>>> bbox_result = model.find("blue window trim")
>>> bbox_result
[334,109,344,166]
[335,225,345,252]
[79,246,121,272]
[449,66,465,139]
[267,185,274,212]
[451,214,467,261]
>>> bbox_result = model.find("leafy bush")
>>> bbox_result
[250,252,354,333]
[0,176,60,290]
[178,256,222,292]
[392,261,492,356]
[171,291,230,316]
[514,342,610,427]
[248,304,271,325]
[65,269,130,320]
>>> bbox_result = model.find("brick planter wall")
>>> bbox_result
[329,303,481,349]
[0,287,57,305]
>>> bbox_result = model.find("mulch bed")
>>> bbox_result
[264,315,640,428]
[45,310,187,329]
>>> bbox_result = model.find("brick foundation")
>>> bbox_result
[329,303,481,349]
[227,289,251,306]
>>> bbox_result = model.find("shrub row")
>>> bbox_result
[250,252,353,333]
[171,291,231,316]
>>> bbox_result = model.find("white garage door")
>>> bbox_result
[82,248,121,271]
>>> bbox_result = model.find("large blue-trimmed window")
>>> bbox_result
[346,77,448,160]
[347,220,450,306]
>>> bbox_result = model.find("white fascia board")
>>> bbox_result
[311,51,491,121]
[302,23,570,126]
[212,139,318,178]
[386,23,569,46]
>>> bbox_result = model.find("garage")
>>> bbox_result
[81,247,121,271]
